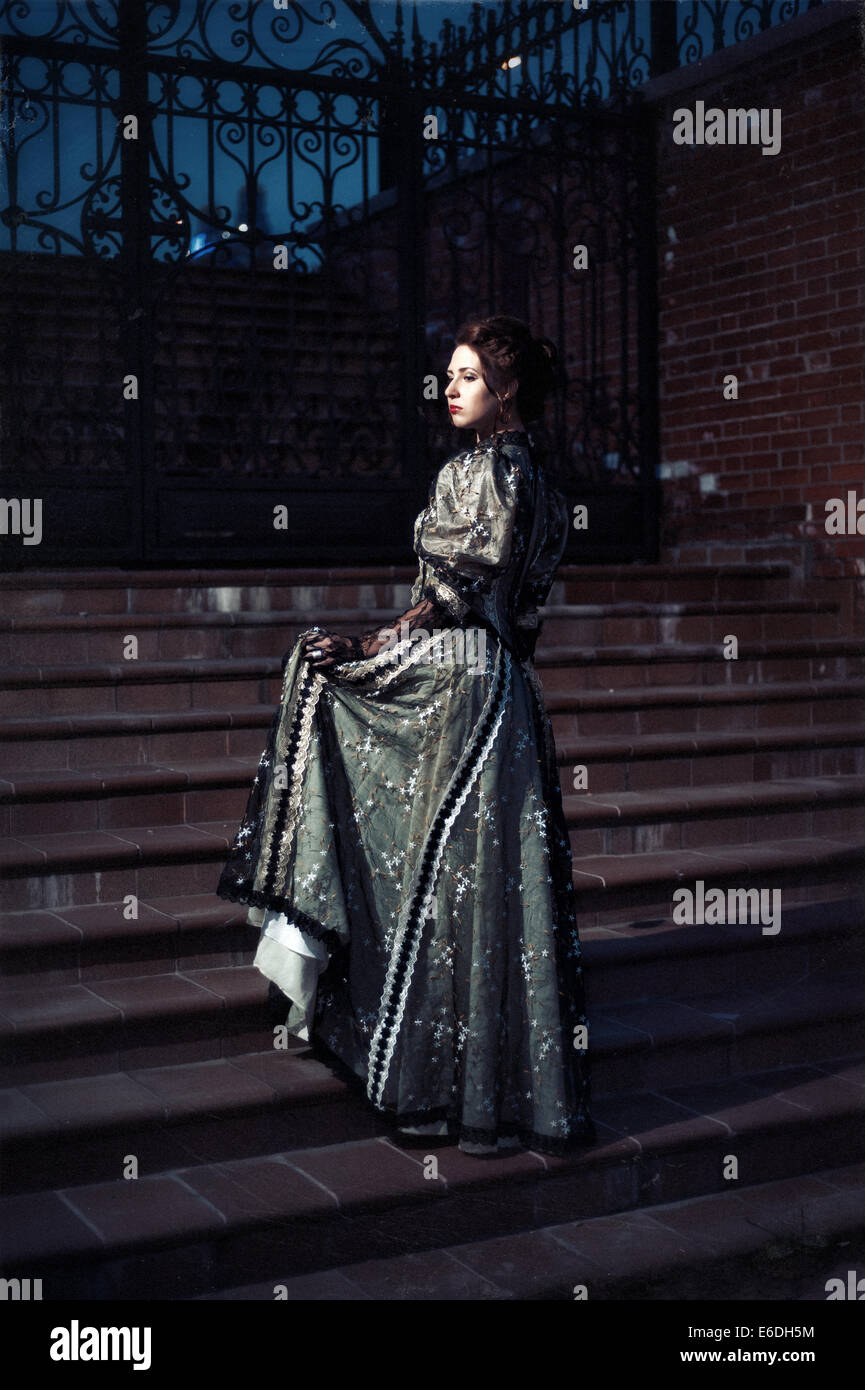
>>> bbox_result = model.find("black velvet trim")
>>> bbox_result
[261,664,314,897]
[215,880,344,953]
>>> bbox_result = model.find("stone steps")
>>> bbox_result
[1,883,860,1007]
[1,560,862,1300]
[0,562,795,617]
[3,731,864,833]
[198,1160,865,1301]
[4,683,864,772]
[1,1054,862,1300]
[0,597,841,666]
[562,774,865,858]
[3,639,864,720]
[1,913,863,1090]
[2,811,864,913]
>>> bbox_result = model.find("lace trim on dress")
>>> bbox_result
[277,669,325,884]
[420,570,470,620]
[330,626,456,691]
[260,658,326,901]
[366,644,511,1108]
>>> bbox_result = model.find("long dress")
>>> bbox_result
[216,427,593,1155]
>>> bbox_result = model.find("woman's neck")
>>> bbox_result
[475,418,526,444]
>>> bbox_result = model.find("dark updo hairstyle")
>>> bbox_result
[453,315,559,424]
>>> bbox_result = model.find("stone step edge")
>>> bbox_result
[1,957,863,1060]
[196,1158,865,1302]
[2,890,861,977]
[2,1007,864,1153]
[0,563,792,591]
[1,1059,861,1279]
[561,774,865,826]
[4,760,865,823]
[3,680,863,746]
[2,825,864,885]
[3,719,865,799]
[544,679,865,714]
[4,638,864,689]
[0,598,838,634]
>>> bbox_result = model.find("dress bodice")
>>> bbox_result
[410,429,568,655]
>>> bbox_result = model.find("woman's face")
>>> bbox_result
[444,345,500,438]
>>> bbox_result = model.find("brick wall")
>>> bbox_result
[653,4,865,598]
[330,5,864,598]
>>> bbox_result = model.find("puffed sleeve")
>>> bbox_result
[415,442,522,620]
[518,481,568,613]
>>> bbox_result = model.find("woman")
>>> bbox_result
[217,315,593,1157]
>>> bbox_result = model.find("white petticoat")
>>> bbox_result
[253,909,330,1042]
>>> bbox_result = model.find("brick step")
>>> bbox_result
[0,563,793,617]
[536,637,865,692]
[1,888,861,1008]
[200,1159,865,1301]
[0,759,256,836]
[539,602,841,646]
[0,568,417,618]
[562,774,865,858]
[546,678,865,738]
[2,817,864,913]
[4,641,865,718]
[1,1054,862,1299]
[557,723,865,793]
[545,563,794,605]
[4,684,864,772]
[0,707,269,772]
[0,609,405,666]
[5,725,864,833]
[4,757,865,851]
[1,907,863,1086]
[0,658,285,718]
[0,894,257,989]
[0,598,839,666]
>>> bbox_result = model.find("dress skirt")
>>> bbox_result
[217,623,593,1155]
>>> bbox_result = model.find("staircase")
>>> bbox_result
[1,562,864,1301]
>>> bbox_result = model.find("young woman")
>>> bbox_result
[217,315,594,1156]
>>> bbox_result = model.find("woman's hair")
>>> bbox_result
[453,315,559,424]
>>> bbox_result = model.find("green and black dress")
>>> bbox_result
[217,428,593,1155]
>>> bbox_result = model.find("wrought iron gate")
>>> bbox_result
[0,0,671,569]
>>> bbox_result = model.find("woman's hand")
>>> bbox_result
[300,628,360,670]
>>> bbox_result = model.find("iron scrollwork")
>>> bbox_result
[0,0,827,560]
